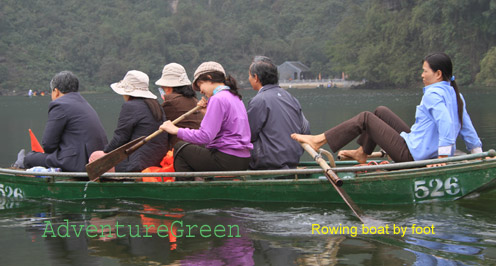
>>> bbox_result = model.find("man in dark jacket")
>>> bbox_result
[23,71,108,172]
[247,56,310,170]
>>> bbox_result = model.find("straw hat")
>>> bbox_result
[110,70,156,99]
[155,63,191,87]
[192,61,226,85]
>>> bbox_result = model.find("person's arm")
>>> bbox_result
[104,103,135,152]
[459,95,482,153]
[176,96,223,145]
[42,104,67,153]
[246,96,267,142]
[300,111,311,134]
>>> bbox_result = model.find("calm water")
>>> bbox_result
[1,87,496,265]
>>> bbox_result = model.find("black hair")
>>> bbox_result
[193,71,242,100]
[249,55,279,86]
[172,85,196,98]
[423,52,464,126]
[50,71,79,93]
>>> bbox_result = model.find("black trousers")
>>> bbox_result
[23,151,49,168]
[323,106,414,162]
[173,141,250,180]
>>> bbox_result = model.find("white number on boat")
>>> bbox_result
[414,180,430,198]
[429,179,444,197]
[444,177,461,195]
[0,184,24,199]
[414,177,460,199]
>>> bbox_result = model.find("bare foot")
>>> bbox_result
[337,147,368,164]
[290,133,327,151]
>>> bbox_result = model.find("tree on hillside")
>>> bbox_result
[326,0,496,88]
[1,0,496,92]
[476,46,496,87]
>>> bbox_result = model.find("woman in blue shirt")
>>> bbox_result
[291,52,482,163]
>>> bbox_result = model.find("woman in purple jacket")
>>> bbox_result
[160,62,252,177]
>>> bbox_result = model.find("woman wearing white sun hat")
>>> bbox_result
[156,63,203,150]
[89,70,168,172]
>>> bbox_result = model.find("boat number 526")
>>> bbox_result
[414,177,460,199]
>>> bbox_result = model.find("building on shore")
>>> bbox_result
[277,61,365,89]
[277,61,312,81]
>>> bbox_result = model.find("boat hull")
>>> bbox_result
[1,158,495,205]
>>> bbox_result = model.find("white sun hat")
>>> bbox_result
[110,70,157,99]
[155,63,192,87]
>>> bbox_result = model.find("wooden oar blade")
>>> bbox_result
[299,142,370,223]
[86,136,145,181]
[328,178,365,223]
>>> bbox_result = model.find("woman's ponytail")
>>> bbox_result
[450,78,464,127]
[224,75,242,100]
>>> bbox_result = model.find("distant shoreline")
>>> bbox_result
[279,79,365,89]
[0,90,107,97]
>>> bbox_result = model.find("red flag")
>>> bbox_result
[29,129,45,153]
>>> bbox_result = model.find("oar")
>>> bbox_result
[86,105,202,181]
[300,143,366,223]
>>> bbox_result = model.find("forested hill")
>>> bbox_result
[1,0,496,94]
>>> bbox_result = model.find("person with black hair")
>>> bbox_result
[291,53,482,163]
[89,70,168,172]
[247,56,310,170]
[160,61,252,175]
[21,71,108,172]
[155,63,203,150]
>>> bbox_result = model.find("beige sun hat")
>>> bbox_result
[110,70,157,99]
[155,63,192,87]
[192,61,226,86]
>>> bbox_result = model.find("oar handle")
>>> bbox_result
[301,143,343,187]
[125,129,163,154]
[125,105,202,154]
[171,105,202,125]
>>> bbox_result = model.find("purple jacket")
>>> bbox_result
[177,90,253,158]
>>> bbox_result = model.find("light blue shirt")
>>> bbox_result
[401,81,482,160]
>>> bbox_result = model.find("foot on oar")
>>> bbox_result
[290,133,327,152]
[337,147,368,164]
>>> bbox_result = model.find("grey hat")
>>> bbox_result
[155,63,191,87]
[192,61,226,85]
[110,70,157,99]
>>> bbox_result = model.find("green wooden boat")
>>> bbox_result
[0,150,495,205]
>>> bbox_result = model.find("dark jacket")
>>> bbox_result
[43,92,108,172]
[104,98,168,172]
[247,84,310,170]
[162,93,203,150]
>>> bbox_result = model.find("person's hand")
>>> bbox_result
[160,120,179,135]
[427,155,448,167]
[197,97,208,114]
